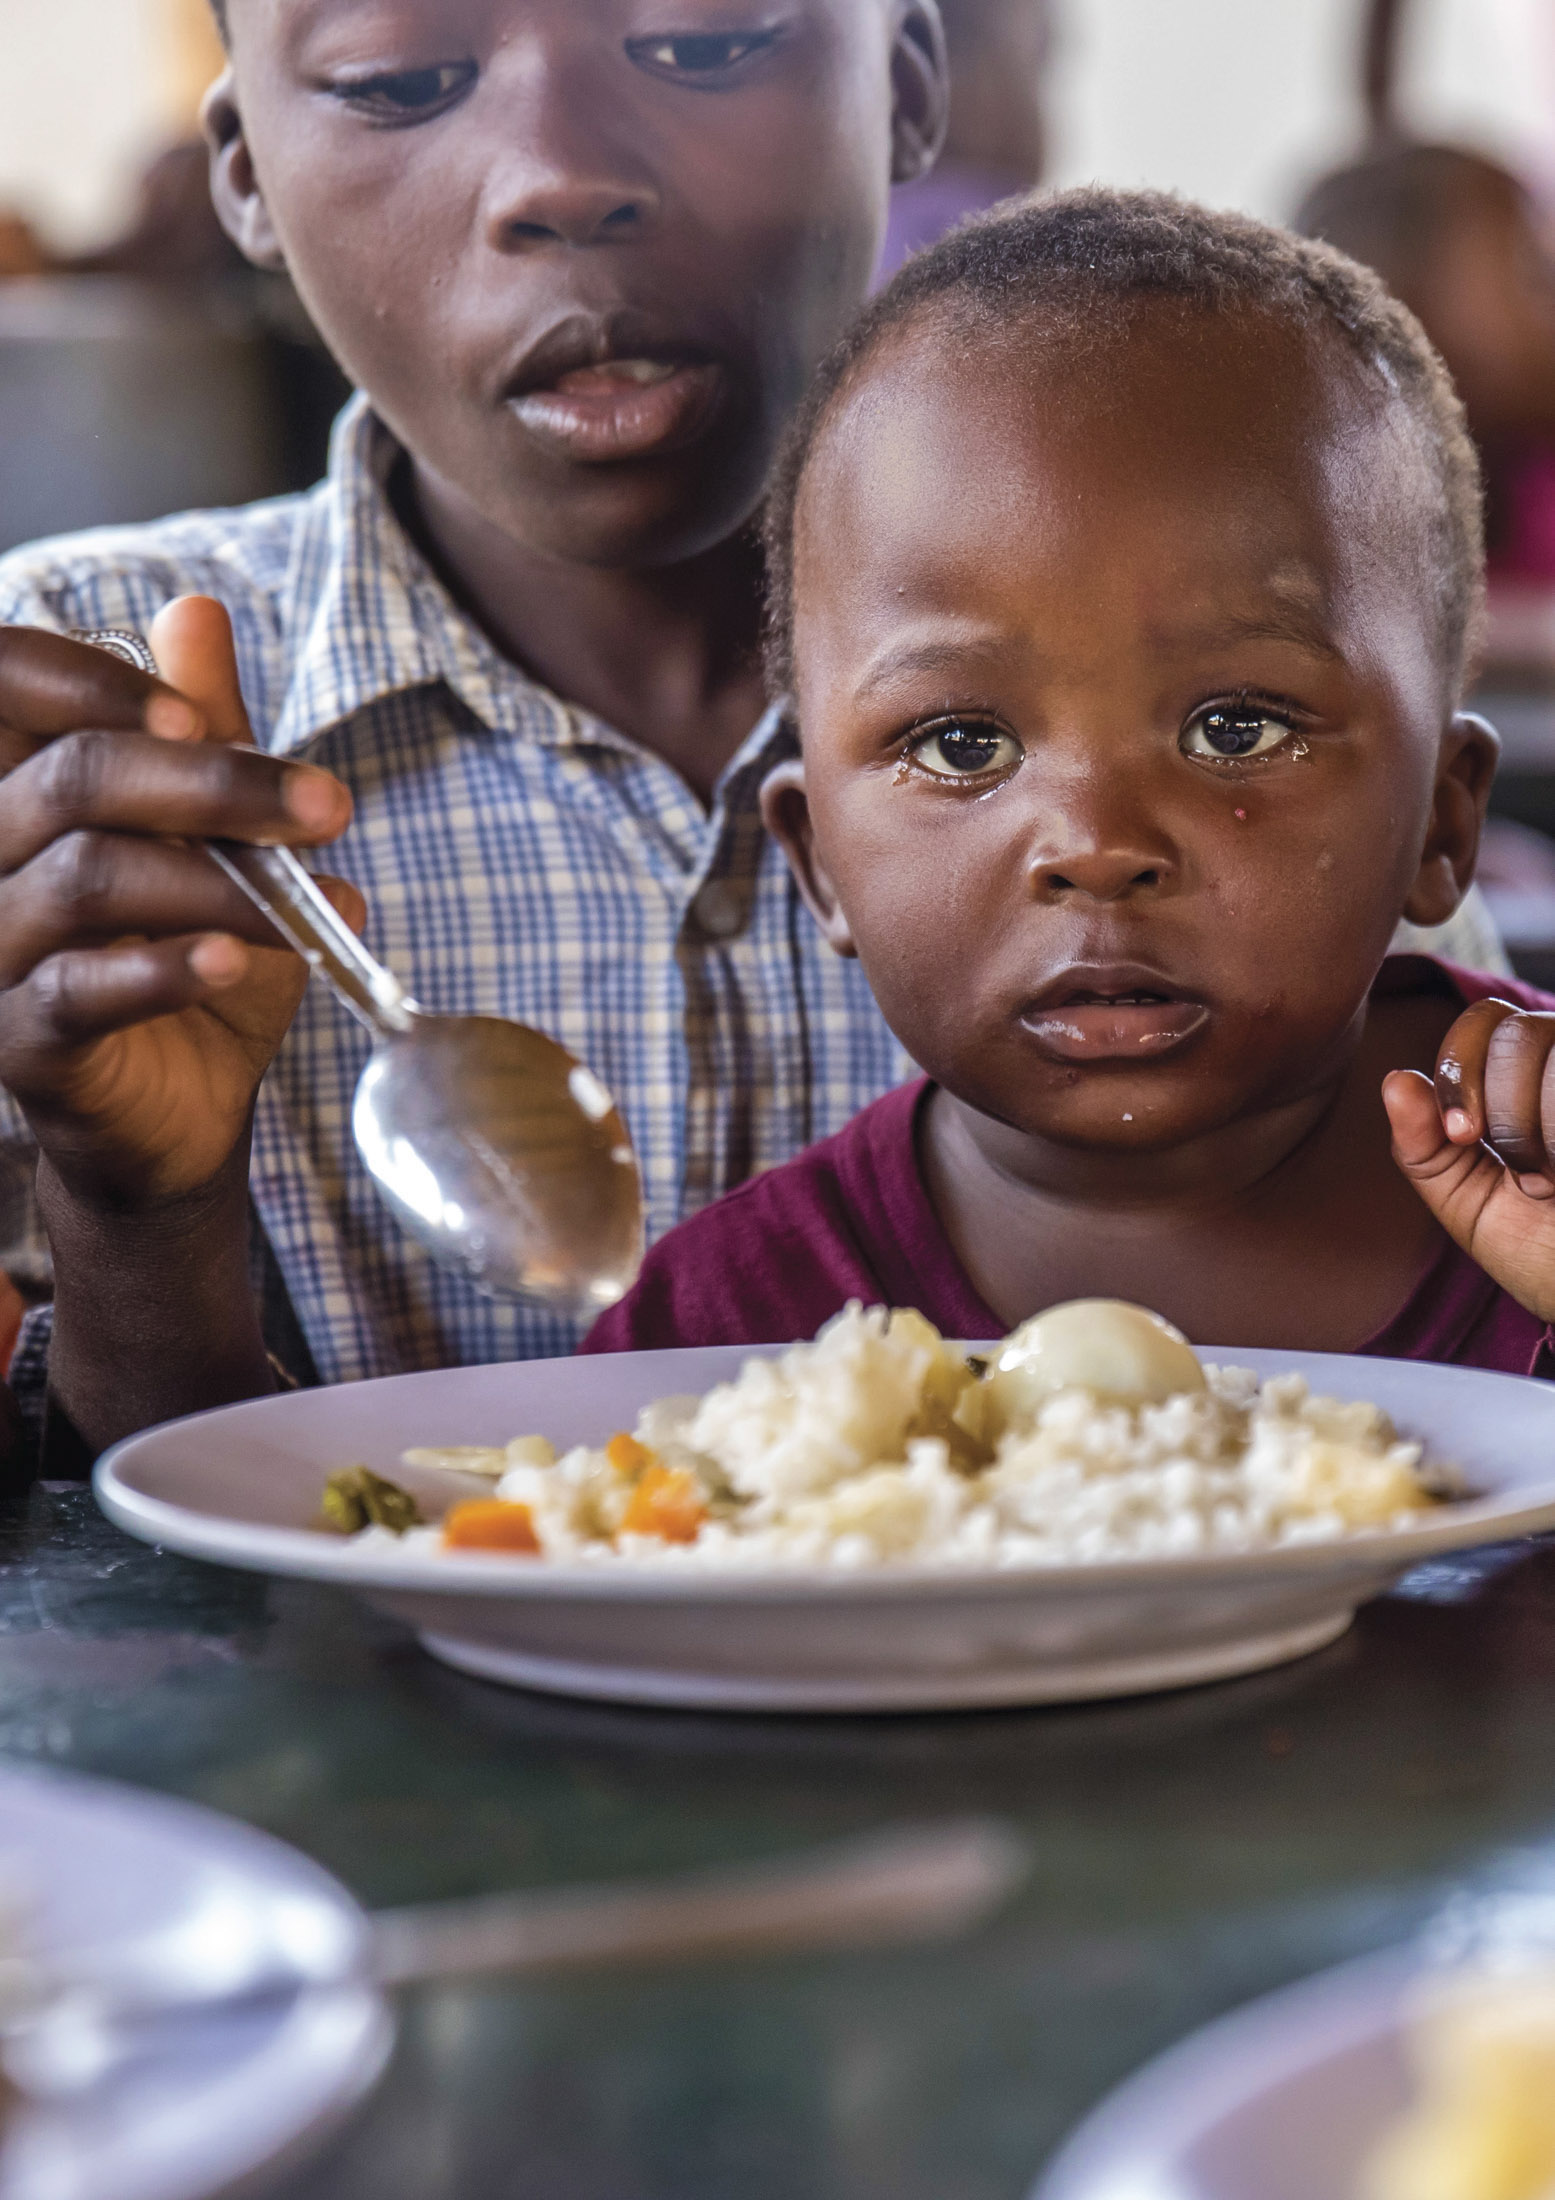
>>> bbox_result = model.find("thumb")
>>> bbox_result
[148,595,253,746]
[1382,1067,1504,1252]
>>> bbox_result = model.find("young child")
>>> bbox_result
[0,0,948,1466]
[584,190,1555,1370]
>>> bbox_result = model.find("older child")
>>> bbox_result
[0,0,947,1463]
[585,191,1555,1368]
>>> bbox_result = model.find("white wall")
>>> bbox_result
[1046,0,1555,220]
[0,0,185,251]
[3,0,1555,252]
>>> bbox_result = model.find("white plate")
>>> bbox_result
[97,1346,1555,1714]
[0,1766,392,2200]
[1030,1949,1420,2200]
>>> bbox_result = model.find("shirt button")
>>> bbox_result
[692,880,746,940]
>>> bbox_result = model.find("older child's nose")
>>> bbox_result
[489,164,661,252]
[476,31,665,251]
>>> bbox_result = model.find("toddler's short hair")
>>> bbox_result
[764,186,1484,700]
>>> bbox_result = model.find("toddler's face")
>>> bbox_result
[777,305,1496,1154]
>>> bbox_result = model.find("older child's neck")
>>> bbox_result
[921,990,1458,1352]
[400,460,768,806]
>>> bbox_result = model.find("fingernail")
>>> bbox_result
[1518,1173,1555,1199]
[188,935,246,987]
[284,767,347,833]
[145,694,202,742]
[1445,1107,1474,1139]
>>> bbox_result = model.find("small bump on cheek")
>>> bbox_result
[1233,807,1247,822]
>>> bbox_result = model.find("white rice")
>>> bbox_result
[354,1303,1445,1572]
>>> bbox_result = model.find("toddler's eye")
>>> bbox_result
[331,61,476,119]
[909,718,1023,780]
[627,31,781,79]
[1180,705,1294,762]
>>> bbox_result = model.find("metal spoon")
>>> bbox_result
[72,630,644,1314]
[2,1818,1030,2097]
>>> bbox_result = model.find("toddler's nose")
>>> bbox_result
[1025,824,1176,904]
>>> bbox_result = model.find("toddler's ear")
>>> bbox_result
[760,759,858,958]
[203,71,287,273]
[889,4,951,187]
[1401,710,1501,928]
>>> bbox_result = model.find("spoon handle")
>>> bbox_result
[206,841,417,1038]
[63,628,416,1040]
[369,1818,1031,1989]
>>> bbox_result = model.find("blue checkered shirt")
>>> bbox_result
[0,398,908,1393]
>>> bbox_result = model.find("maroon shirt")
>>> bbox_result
[582,959,1555,1375]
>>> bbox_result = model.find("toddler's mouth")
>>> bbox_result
[507,341,726,464]
[1020,971,1209,1064]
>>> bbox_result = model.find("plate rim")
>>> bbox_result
[1029,1945,1418,2198]
[0,1763,393,2200]
[95,1347,1555,1604]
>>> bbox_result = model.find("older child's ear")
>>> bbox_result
[1401,711,1502,927]
[203,71,287,272]
[890,3,952,187]
[760,759,858,958]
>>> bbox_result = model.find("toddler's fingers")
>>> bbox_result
[1434,997,1519,1144]
[1482,1009,1555,1188]
[1384,1068,1508,1248]
[147,597,251,747]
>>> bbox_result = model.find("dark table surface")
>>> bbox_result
[3,1484,1553,2200]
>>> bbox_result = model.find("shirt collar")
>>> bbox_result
[266,395,795,798]
[268,396,597,757]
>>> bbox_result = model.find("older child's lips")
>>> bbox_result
[1021,997,1210,1063]
[509,358,725,463]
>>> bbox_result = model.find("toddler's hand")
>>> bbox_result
[1383,998,1555,1323]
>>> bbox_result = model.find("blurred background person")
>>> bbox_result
[1294,0,1555,975]
[0,0,345,558]
[879,0,1051,277]
[1296,0,1555,635]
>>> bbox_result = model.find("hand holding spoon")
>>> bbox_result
[76,627,644,1315]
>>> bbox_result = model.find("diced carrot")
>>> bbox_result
[620,1464,707,1545]
[606,1432,653,1477]
[442,1499,541,1554]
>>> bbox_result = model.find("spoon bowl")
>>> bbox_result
[353,1013,643,1309]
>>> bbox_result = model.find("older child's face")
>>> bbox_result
[212,0,940,565]
[777,306,1496,1154]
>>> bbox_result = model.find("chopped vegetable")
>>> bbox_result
[442,1499,541,1554]
[620,1463,708,1544]
[605,1431,653,1478]
[322,1467,422,1536]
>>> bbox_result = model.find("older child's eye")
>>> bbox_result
[330,62,476,120]
[1181,705,1294,762]
[626,31,782,81]
[909,718,1023,780]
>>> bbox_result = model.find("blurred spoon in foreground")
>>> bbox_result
[2,1818,1031,2097]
